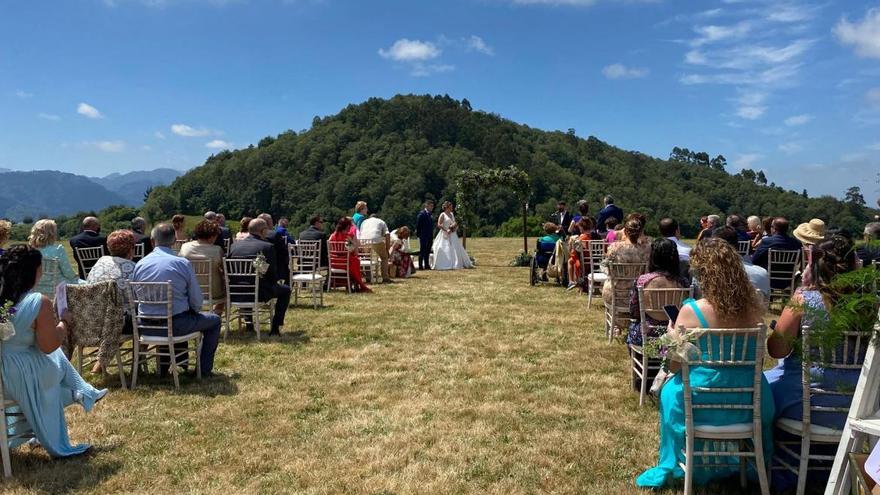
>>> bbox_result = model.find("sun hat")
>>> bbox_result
[793,218,826,245]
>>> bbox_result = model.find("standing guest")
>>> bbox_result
[567,217,599,289]
[625,238,688,346]
[352,201,368,230]
[856,222,880,265]
[636,238,773,489]
[328,217,371,293]
[713,226,770,299]
[298,215,329,267]
[696,214,720,242]
[276,218,294,244]
[415,201,435,271]
[179,220,226,316]
[171,214,188,241]
[0,245,108,458]
[602,218,651,305]
[29,219,82,294]
[130,216,153,259]
[227,218,291,336]
[571,199,590,227]
[69,216,107,279]
[746,215,762,241]
[552,201,573,236]
[658,218,691,261]
[236,217,252,241]
[0,219,10,256]
[389,227,415,278]
[257,213,290,284]
[216,213,231,244]
[726,214,750,241]
[751,217,803,270]
[359,214,391,283]
[132,223,221,374]
[596,195,624,234]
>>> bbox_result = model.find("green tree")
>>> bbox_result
[845,186,866,207]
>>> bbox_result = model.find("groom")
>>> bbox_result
[415,200,435,270]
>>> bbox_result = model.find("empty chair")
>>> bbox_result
[75,246,105,278]
[290,240,325,309]
[357,239,380,283]
[224,259,275,341]
[768,249,801,304]
[585,240,607,306]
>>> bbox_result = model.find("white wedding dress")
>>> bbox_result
[431,212,473,270]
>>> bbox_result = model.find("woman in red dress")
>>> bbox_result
[328,217,371,293]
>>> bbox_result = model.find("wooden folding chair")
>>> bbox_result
[290,240,325,309]
[603,261,647,343]
[768,249,801,305]
[586,240,607,307]
[224,259,275,341]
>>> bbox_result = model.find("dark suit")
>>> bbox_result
[132,230,153,260]
[552,210,573,235]
[227,235,291,333]
[596,204,624,233]
[263,230,290,284]
[752,233,802,289]
[299,225,328,267]
[415,208,434,270]
[69,230,107,278]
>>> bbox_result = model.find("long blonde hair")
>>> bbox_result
[28,219,58,248]
[690,238,762,320]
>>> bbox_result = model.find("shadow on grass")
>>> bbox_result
[10,443,122,494]
[125,370,241,397]
[221,329,311,348]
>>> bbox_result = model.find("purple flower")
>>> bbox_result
[7,307,16,315]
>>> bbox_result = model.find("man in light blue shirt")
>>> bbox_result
[132,223,221,376]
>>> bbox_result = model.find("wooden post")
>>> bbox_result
[522,202,528,253]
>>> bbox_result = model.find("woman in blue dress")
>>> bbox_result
[0,245,106,458]
[765,234,862,489]
[27,219,82,295]
[637,238,774,489]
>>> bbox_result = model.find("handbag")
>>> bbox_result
[650,369,674,397]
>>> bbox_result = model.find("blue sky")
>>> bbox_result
[1,0,879,206]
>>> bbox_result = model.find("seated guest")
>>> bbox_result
[751,217,803,274]
[539,222,561,245]
[713,226,770,300]
[328,217,371,293]
[227,218,291,336]
[171,214,188,241]
[726,214,750,242]
[69,216,107,279]
[696,214,720,241]
[352,201,368,230]
[359,214,391,282]
[596,195,624,234]
[0,245,108,457]
[695,216,708,242]
[257,213,290,284]
[203,211,228,252]
[236,217,252,241]
[130,216,153,259]
[659,218,690,261]
[856,222,880,265]
[765,235,861,490]
[793,218,826,247]
[746,215,762,241]
[567,217,600,290]
[276,217,294,244]
[602,218,651,305]
[29,219,82,294]
[569,199,590,233]
[626,237,687,346]
[603,217,620,244]
[85,229,137,373]
[179,220,226,316]
[389,227,415,278]
[216,213,231,244]
[636,238,772,489]
[131,223,221,375]
[0,219,10,256]
[753,216,775,251]
[299,215,328,267]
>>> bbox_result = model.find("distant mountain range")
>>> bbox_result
[0,168,182,221]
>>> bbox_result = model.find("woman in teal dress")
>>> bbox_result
[352,201,368,230]
[28,219,82,295]
[637,238,774,488]
[0,245,106,458]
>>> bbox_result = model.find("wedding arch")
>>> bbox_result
[453,166,531,251]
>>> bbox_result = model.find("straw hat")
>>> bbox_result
[793,218,826,245]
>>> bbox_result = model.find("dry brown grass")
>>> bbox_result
[4,238,766,494]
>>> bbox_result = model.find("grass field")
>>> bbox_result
[4,238,776,494]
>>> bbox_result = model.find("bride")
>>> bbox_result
[431,201,473,270]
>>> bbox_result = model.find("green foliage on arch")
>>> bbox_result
[454,166,530,227]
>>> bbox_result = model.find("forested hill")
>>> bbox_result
[145,95,877,237]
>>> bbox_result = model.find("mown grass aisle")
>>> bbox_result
[7,238,666,494]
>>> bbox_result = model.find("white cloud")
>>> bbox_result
[736,106,766,119]
[142,144,153,151]
[732,90,767,119]
[767,3,819,23]
[602,63,649,79]
[867,142,880,151]
[784,114,813,126]
[154,131,166,139]
[778,141,803,154]
[841,152,867,163]
[171,123,211,137]
[691,21,752,47]
[867,87,880,106]
[410,63,454,77]
[14,90,33,99]
[37,113,61,121]
[77,102,104,119]
[378,39,441,62]
[89,140,126,152]
[834,8,880,59]
[205,139,231,149]
[732,153,761,169]
[466,35,494,56]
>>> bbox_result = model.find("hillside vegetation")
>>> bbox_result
[144,95,876,237]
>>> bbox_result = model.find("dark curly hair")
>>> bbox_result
[194,220,221,241]
[0,245,43,307]
[810,234,858,304]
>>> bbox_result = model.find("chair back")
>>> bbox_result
[737,240,751,257]
[607,262,648,305]
[292,240,321,277]
[223,238,231,252]
[188,259,214,305]
[38,258,62,298]
[171,240,185,254]
[128,281,174,340]
[680,325,768,435]
[76,246,105,276]
[133,243,145,262]
[357,239,376,262]
[587,240,607,274]
[768,249,801,291]
[224,259,259,307]
[799,325,868,425]
[637,286,693,331]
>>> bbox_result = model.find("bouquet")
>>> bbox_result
[252,253,270,277]
[0,299,17,341]
[643,327,706,371]
[345,238,355,252]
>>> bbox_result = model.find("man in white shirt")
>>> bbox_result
[658,218,691,261]
[358,214,391,282]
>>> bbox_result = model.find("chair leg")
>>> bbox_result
[170,345,180,389]
[293,284,299,307]
[131,343,140,389]
[639,356,647,407]
[116,348,127,390]
[254,306,261,341]
[739,440,748,488]
[195,336,202,380]
[76,345,84,375]
[1,407,12,478]
[223,305,230,342]
[683,441,693,495]
[754,435,770,495]
[795,433,810,495]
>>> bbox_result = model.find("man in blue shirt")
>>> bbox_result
[596,195,624,234]
[132,223,221,376]
[751,217,803,289]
